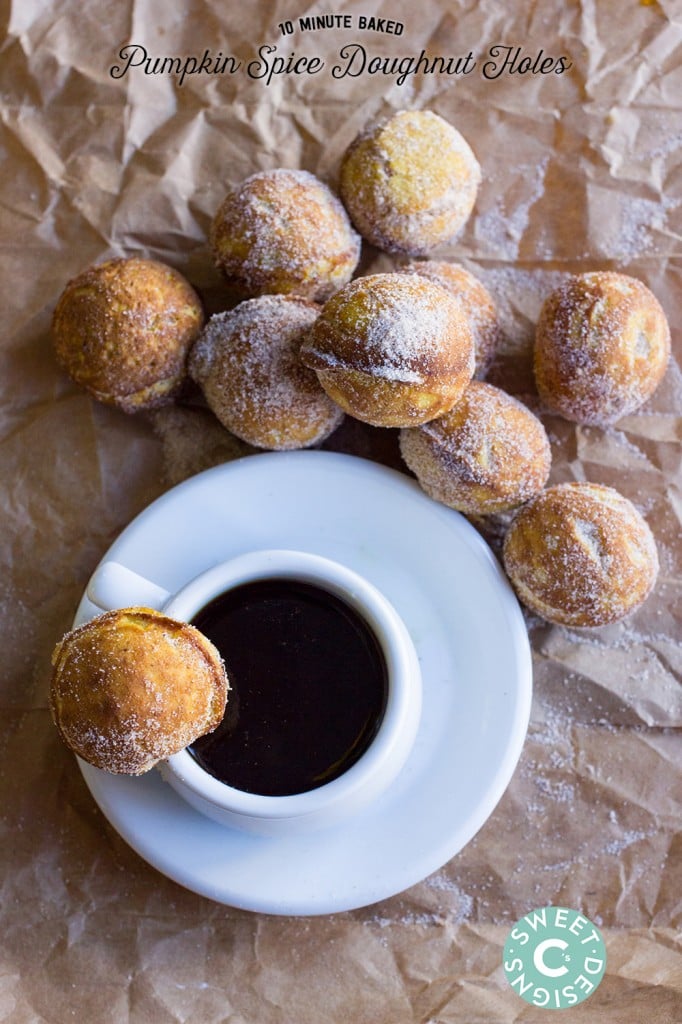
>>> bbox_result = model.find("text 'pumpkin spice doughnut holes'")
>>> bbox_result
[300,272,475,427]
[52,257,204,412]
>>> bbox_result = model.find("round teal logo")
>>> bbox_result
[503,907,606,1009]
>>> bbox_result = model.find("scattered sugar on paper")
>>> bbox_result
[475,265,568,355]
[598,194,678,260]
[603,827,659,855]
[424,874,475,923]
[148,404,254,486]
[475,157,549,260]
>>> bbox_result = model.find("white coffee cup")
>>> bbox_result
[86,549,422,836]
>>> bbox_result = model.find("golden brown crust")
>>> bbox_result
[400,261,501,377]
[339,110,480,256]
[50,607,229,774]
[400,381,551,515]
[300,272,475,427]
[210,169,360,302]
[502,483,659,628]
[534,271,670,425]
[189,295,344,450]
[52,257,204,412]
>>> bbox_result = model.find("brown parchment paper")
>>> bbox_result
[1,0,681,1020]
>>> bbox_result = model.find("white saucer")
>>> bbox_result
[75,451,532,915]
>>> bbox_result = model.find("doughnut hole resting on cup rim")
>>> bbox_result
[49,607,229,775]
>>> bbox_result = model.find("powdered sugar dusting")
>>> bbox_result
[302,273,472,382]
[210,168,360,301]
[603,827,659,855]
[598,194,678,260]
[340,109,480,256]
[351,281,458,380]
[190,295,344,450]
[475,156,549,260]
[424,875,475,923]
[535,271,671,425]
[401,381,551,514]
[503,482,659,628]
[399,260,502,377]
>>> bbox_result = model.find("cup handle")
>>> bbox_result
[86,561,172,612]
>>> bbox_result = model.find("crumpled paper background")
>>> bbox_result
[1,0,681,1020]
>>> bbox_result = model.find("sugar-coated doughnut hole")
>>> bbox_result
[503,482,659,627]
[400,381,551,515]
[210,169,360,302]
[189,295,344,450]
[339,109,480,256]
[300,272,475,428]
[534,271,670,425]
[52,257,204,412]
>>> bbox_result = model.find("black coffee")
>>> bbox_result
[188,578,388,796]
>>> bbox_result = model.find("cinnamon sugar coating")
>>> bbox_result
[300,272,475,428]
[52,257,204,412]
[400,381,551,515]
[503,483,659,628]
[534,271,670,425]
[339,110,480,256]
[400,261,501,377]
[189,295,343,450]
[50,607,229,775]
[210,169,360,301]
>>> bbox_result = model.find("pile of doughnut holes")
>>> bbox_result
[52,109,669,630]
